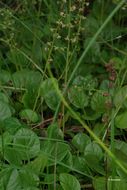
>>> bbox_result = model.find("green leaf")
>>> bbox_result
[12,70,42,90]
[0,168,21,190]
[28,153,47,174]
[47,123,64,140]
[0,132,12,151]
[0,92,9,103]
[84,142,105,175]
[3,117,22,134]
[115,111,127,129]
[22,91,38,109]
[93,123,106,138]
[40,78,58,97]
[114,140,127,156]
[114,140,127,165]
[84,154,105,175]
[60,173,81,190]
[51,142,70,163]
[6,169,21,190]
[57,150,73,173]
[83,107,101,120]
[68,86,88,108]
[45,90,60,110]
[19,109,39,123]
[0,101,12,120]
[13,128,40,160]
[72,75,98,91]
[4,146,22,166]
[8,49,29,66]
[18,168,39,188]
[0,70,11,84]
[111,57,123,70]
[72,133,91,152]
[44,174,58,184]
[40,78,60,110]
[73,156,91,175]
[91,91,111,113]
[43,141,70,166]
[84,142,103,161]
[114,86,127,108]
[93,176,127,190]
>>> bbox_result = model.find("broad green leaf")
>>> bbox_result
[12,70,42,90]
[4,146,22,166]
[8,49,29,66]
[93,177,106,190]
[40,78,60,110]
[57,150,73,173]
[84,142,105,175]
[91,91,112,113]
[72,76,86,87]
[44,141,70,166]
[114,140,127,156]
[44,174,58,184]
[83,107,101,120]
[93,176,127,190]
[73,156,91,175]
[84,154,105,175]
[100,80,110,91]
[110,57,123,70]
[114,86,127,108]
[13,128,40,160]
[22,91,38,109]
[72,133,91,152]
[28,153,47,174]
[100,80,114,95]
[68,86,88,108]
[22,188,39,190]
[60,173,80,190]
[3,117,22,134]
[0,70,11,84]
[47,123,64,140]
[19,109,39,123]
[0,101,12,120]
[18,168,39,188]
[0,132,12,151]
[50,142,70,164]
[6,169,21,190]
[114,140,127,165]
[93,123,106,138]
[40,78,58,97]
[0,168,21,190]
[115,111,127,129]
[0,92,9,103]
[84,142,103,161]
[72,75,98,91]
[45,90,60,110]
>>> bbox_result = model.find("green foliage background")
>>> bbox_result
[0,0,127,189]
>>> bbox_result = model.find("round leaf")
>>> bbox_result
[0,101,12,121]
[72,133,91,152]
[114,86,127,108]
[84,142,103,161]
[13,128,40,160]
[115,112,127,129]
[68,86,88,108]
[60,173,80,190]
[44,90,60,111]
[91,91,111,113]
[19,109,39,123]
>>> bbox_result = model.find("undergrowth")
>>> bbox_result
[0,0,127,190]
